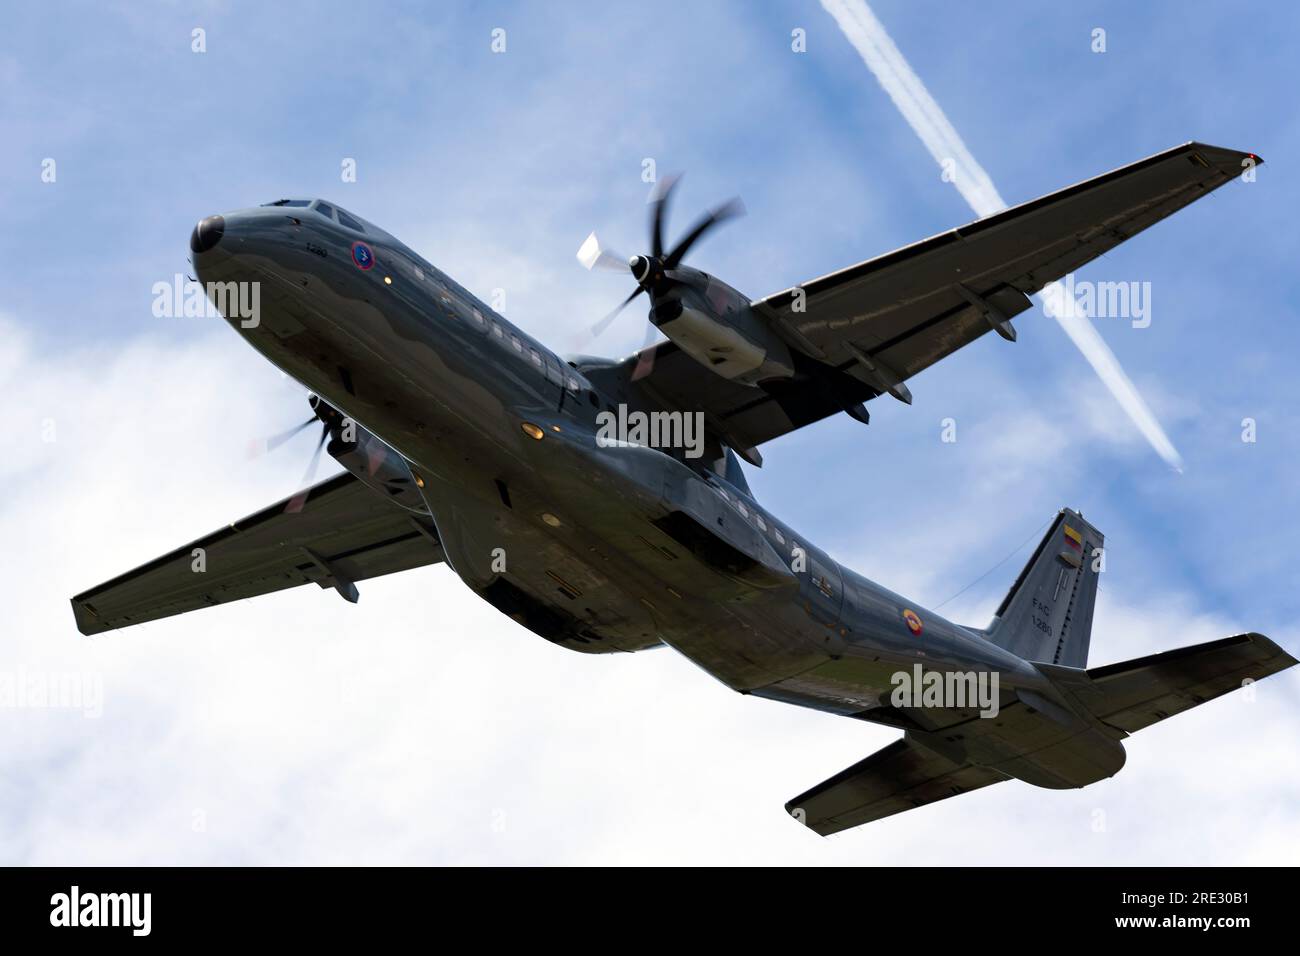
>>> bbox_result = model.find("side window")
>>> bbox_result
[546,353,566,387]
[530,348,543,369]
[398,254,423,282]
[337,210,364,232]
[314,202,336,221]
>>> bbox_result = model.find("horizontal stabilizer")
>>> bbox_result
[786,735,1008,836]
[1041,632,1296,735]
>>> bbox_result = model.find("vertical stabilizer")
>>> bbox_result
[982,509,1103,666]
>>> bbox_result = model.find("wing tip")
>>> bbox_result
[783,801,834,837]
[1184,140,1264,172]
[1242,631,1298,669]
[69,597,105,637]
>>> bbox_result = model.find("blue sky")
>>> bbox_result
[4,1,1298,863]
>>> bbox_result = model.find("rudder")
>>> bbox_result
[982,509,1103,667]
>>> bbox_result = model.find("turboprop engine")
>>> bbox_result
[577,176,795,386]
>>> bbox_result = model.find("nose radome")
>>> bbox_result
[190,215,225,253]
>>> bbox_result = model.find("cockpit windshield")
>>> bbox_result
[261,198,368,234]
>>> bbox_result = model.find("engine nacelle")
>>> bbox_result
[653,267,794,386]
[328,432,429,514]
[311,397,429,514]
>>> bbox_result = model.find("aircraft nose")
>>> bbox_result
[190,215,225,253]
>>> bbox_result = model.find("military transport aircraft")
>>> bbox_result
[72,142,1295,835]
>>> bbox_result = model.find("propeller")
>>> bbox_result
[248,416,315,459]
[576,176,745,359]
[298,417,331,485]
[250,395,348,513]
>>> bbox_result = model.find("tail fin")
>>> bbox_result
[983,508,1102,667]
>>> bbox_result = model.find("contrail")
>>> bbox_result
[820,0,1184,471]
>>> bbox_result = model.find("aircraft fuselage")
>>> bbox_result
[192,199,1100,767]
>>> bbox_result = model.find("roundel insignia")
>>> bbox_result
[902,608,923,635]
[351,241,375,271]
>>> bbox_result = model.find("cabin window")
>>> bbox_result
[492,322,504,339]
[530,348,543,368]
[472,308,487,328]
[511,334,523,353]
